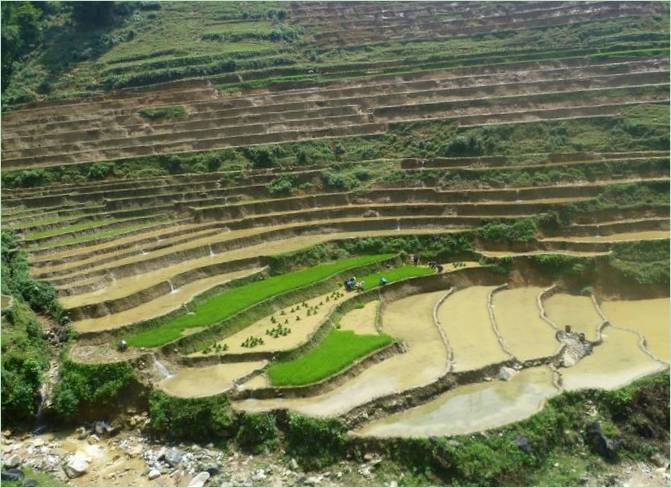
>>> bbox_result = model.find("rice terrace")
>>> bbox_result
[1,1,669,487]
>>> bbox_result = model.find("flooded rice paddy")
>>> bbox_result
[437,286,510,371]
[158,361,266,398]
[191,290,349,356]
[493,287,560,361]
[338,300,379,335]
[355,366,557,438]
[601,298,669,362]
[560,326,665,391]
[234,290,449,416]
[543,293,603,342]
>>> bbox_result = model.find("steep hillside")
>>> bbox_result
[1,2,669,487]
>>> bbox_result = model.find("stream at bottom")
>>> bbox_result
[354,366,557,438]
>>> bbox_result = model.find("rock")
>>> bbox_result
[63,452,90,479]
[650,453,668,468]
[498,366,517,381]
[389,481,398,488]
[289,458,299,470]
[306,475,322,485]
[4,454,21,469]
[1,469,23,482]
[203,464,219,476]
[162,447,185,467]
[22,479,38,487]
[252,469,266,482]
[75,426,88,440]
[363,453,374,461]
[87,434,100,445]
[94,420,115,437]
[586,422,620,460]
[188,471,210,487]
[514,435,532,454]
[148,469,161,480]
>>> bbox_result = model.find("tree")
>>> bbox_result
[72,1,115,27]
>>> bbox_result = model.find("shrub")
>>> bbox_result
[321,171,358,191]
[148,391,234,440]
[235,413,278,453]
[439,135,483,157]
[285,413,347,469]
[52,360,136,420]
[266,175,296,195]
[86,162,113,180]
[477,219,538,243]
[138,105,186,119]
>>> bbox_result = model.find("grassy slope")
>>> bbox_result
[125,254,393,347]
[267,330,393,386]
[3,3,668,103]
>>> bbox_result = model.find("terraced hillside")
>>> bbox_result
[1,2,669,485]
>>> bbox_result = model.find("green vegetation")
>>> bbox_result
[52,359,137,421]
[149,390,234,441]
[1,467,67,487]
[235,413,279,453]
[285,413,348,469]
[477,218,539,243]
[374,372,669,486]
[138,105,186,119]
[1,230,65,323]
[357,265,435,289]
[268,330,393,386]
[125,254,393,347]
[27,220,169,251]
[4,104,668,188]
[1,301,48,425]
[24,216,137,240]
[609,239,669,286]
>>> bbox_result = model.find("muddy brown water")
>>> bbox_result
[158,361,266,398]
[493,287,560,361]
[438,286,510,371]
[234,289,449,416]
[602,298,669,362]
[544,293,603,342]
[354,366,557,438]
[561,326,666,391]
[339,300,379,335]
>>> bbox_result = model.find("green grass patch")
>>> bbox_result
[138,105,187,119]
[357,265,435,289]
[125,254,394,347]
[27,220,168,251]
[24,217,136,240]
[1,467,67,487]
[268,330,393,386]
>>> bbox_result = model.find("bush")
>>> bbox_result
[439,135,483,157]
[138,105,186,119]
[321,171,359,191]
[266,175,296,195]
[235,413,278,453]
[1,302,48,425]
[52,360,136,420]
[148,391,234,440]
[285,413,347,469]
[86,162,113,180]
[477,219,538,243]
